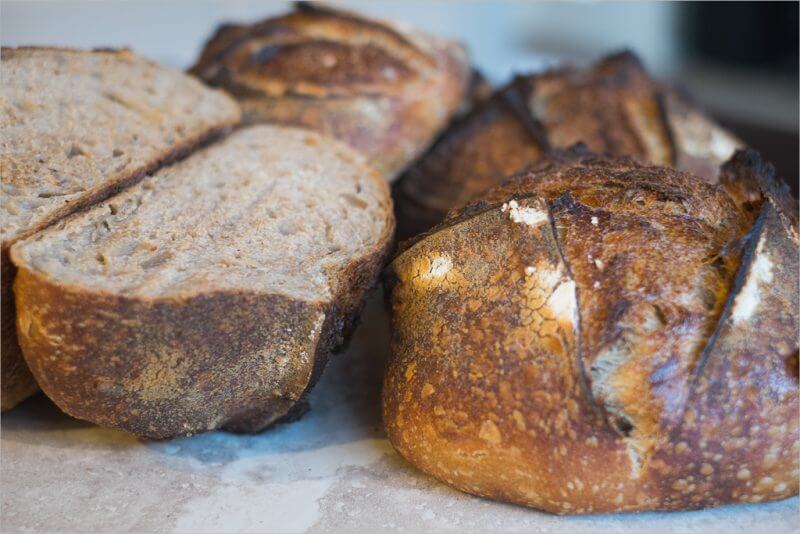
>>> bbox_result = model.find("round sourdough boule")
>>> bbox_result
[190,2,471,181]
[11,125,394,439]
[383,147,798,513]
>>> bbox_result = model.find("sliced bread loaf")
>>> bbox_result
[0,47,241,410]
[11,125,394,438]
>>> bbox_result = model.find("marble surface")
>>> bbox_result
[2,293,798,533]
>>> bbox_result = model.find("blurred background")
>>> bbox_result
[2,0,797,185]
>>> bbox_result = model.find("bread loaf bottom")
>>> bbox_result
[384,148,797,513]
[12,125,394,438]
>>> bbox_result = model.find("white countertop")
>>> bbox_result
[2,293,798,533]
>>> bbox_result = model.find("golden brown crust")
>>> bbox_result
[190,2,471,179]
[383,149,798,513]
[392,51,743,238]
[393,82,543,239]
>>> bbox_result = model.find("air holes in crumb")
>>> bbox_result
[112,148,124,157]
[67,144,88,158]
[341,193,368,209]
[140,251,171,270]
[278,221,298,236]
[109,204,118,215]
[95,253,106,264]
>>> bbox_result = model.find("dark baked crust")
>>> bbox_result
[1,249,38,410]
[393,79,543,239]
[13,219,392,439]
[190,2,471,180]
[392,51,743,238]
[383,149,797,513]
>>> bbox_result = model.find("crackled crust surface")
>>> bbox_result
[383,149,798,513]
[190,2,471,180]
[11,126,394,438]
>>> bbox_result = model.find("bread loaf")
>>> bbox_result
[190,2,471,180]
[383,147,797,513]
[0,47,241,410]
[394,51,743,238]
[11,125,393,438]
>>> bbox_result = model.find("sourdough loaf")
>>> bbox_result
[190,2,471,180]
[11,125,394,438]
[383,147,797,513]
[1,47,241,410]
[393,51,743,238]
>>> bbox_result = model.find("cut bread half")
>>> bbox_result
[0,46,241,410]
[11,125,394,438]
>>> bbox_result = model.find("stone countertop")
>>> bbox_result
[2,293,798,533]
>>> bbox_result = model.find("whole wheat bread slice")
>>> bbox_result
[0,47,241,410]
[10,125,394,438]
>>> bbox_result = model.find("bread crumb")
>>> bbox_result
[591,216,599,225]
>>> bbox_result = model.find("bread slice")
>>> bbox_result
[0,47,241,410]
[11,125,393,438]
[190,2,471,180]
